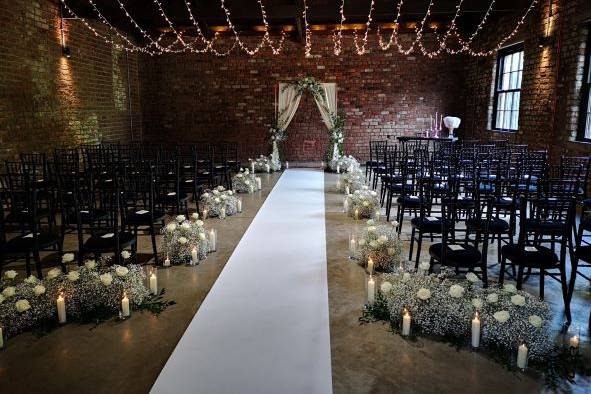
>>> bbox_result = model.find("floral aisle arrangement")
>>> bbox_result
[345,186,379,219]
[337,168,366,193]
[200,186,240,218]
[369,268,554,361]
[356,220,403,272]
[249,155,281,173]
[0,257,158,338]
[329,154,360,173]
[161,214,210,265]
[232,168,257,194]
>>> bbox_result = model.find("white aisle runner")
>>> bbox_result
[152,169,332,394]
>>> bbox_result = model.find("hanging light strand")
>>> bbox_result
[416,0,466,58]
[303,0,312,57]
[352,0,375,55]
[332,0,346,55]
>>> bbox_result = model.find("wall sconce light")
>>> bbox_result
[538,0,555,48]
[59,4,71,58]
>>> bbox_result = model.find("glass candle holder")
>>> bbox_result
[565,326,581,354]
[208,228,218,252]
[366,275,375,305]
[401,308,412,337]
[219,207,226,219]
[348,232,358,260]
[515,340,529,371]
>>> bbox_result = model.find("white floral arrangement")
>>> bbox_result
[249,155,281,173]
[329,155,360,173]
[232,168,257,194]
[377,268,553,360]
[357,220,403,272]
[161,214,210,264]
[337,168,366,193]
[0,257,150,337]
[200,186,240,218]
[346,186,379,219]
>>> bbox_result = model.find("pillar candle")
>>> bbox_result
[209,229,217,252]
[0,326,3,349]
[471,312,481,348]
[149,271,158,295]
[402,309,411,336]
[191,248,198,265]
[237,199,242,213]
[249,185,254,194]
[256,177,262,190]
[440,113,443,130]
[374,210,381,222]
[285,161,289,169]
[336,165,341,174]
[367,257,374,275]
[569,335,580,349]
[345,186,350,195]
[202,209,208,220]
[343,198,349,213]
[349,235,357,256]
[121,293,130,317]
[251,162,255,172]
[367,276,375,304]
[517,343,528,369]
[265,164,270,173]
[336,179,341,189]
[57,294,66,324]
[430,115,433,130]
[220,207,226,219]
[164,255,171,267]
[354,208,360,220]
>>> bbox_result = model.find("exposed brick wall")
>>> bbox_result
[463,0,591,161]
[0,0,141,162]
[140,35,465,162]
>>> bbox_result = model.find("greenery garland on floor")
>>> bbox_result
[359,270,590,390]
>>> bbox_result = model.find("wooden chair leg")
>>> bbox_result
[25,252,32,277]
[560,264,572,323]
[415,232,423,268]
[408,227,415,260]
[567,256,579,304]
[33,248,42,279]
[516,265,525,289]
[539,269,545,300]
[150,223,159,266]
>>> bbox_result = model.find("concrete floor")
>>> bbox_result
[0,170,589,393]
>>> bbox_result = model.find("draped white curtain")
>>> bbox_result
[277,83,302,131]
[315,83,338,161]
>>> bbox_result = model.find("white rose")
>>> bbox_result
[418,262,430,272]
[471,298,483,309]
[236,173,243,178]
[354,190,360,194]
[227,191,233,196]
[15,299,31,313]
[62,253,75,263]
[370,191,377,197]
[391,221,399,228]
[380,281,393,293]
[100,273,113,286]
[213,190,220,195]
[503,283,517,293]
[84,260,97,270]
[221,195,227,200]
[121,250,131,260]
[166,223,177,232]
[196,220,204,227]
[2,287,16,298]
[47,267,62,279]
[34,284,46,296]
[417,288,431,300]
[367,226,376,233]
[362,185,369,190]
[449,284,465,298]
[466,272,479,283]
[366,219,375,226]
[510,294,526,306]
[67,270,80,282]
[191,212,200,220]
[176,215,186,223]
[493,310,510,323]
[369,240,378,248]
[178,237,188,245]
[24,275,38,284]
[402,272,411,282]
[214,198,221,203]
[199,232,206,240]
[181,222,191,230]
[358,239,366,246]
[4,270,17,279]
[528,315,542,328]
[378,235,388,244]
[362,201,370,207]
[202,192,210,198]
[387,248,396,256]
[245,180,251,186]
[486,293,499,303]
[217,186,225,192]
[115,266,129,277]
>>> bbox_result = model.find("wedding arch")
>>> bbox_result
[269,76,344,165]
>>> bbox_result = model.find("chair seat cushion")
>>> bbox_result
[4,231,59,251]
[494,196,517,208]
[526,219,565,234]
[397,195,423,206]
[466,217,509,233]
[500,244,558,267]
[65,209,109,224]
[83,231,135,252]
[156,192,190,203]
[429,243,482,267]
[410,216,448,233]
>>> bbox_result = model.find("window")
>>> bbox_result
[492,44,524,131]
[578,29,591,141]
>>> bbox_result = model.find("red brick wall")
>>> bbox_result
[140,35,465,161]
[463,0,591,161]
[0,0,141,162]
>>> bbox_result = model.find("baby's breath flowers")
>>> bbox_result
[329,155,360,173]
[200,186,240,218]
[232,168,257,193]
[161,218,211,265]
[337,168,366,194]
[357,220,403,272]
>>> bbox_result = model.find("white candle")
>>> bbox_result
[569,335,580,349]
[343,198,349,213]
[220,207,226,219]
[121,293,130,317]
[191,247,198,265]
[265,164,270,173]
[367,257,374,275]
[251,162,255,172]
[367,276,375,304]
[336,179,341,189]
[256,177,262,190]
[164,255,171,267]
[430,115,433,130]
[349,235,357,256]
[354,208,360,220]
[0,326,4,349]
[471,312,481,348]
[209,229,217,252]
[345,186,350,195]
[374,210,381,222]
[336,165,341,174]
[440,113,443,130]
[57,294,66,323]
[517,343,528,369]
[285,161,289,169]
[402,309,411,336]
[202,209,208,220]
[249,185,254,194]
[237,199,242,213]
[149,271,158,295]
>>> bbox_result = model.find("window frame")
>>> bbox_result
[577,27,591,142]
[491,43,525,132]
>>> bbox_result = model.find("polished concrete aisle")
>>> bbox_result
[152,169,332,394]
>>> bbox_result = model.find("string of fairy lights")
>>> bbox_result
[60,0,539,58]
